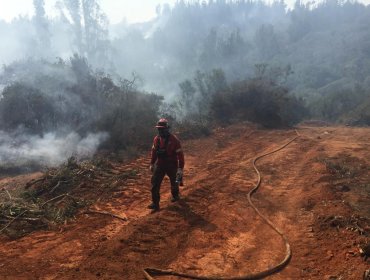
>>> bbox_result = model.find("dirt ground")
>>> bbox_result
[0,124,369,280]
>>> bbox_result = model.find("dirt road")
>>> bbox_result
[0,124,369,279]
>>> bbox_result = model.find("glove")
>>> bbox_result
[176,168,184,186]
[149,164,154,173]
[176,168,183,176]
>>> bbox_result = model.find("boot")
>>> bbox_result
[148,203,160,211]
[171,185,179,202]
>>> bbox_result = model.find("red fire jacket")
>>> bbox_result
[150,134,185,168]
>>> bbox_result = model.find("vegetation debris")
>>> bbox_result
[0,156,137,238]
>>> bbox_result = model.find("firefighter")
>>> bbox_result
[148,118,185,212]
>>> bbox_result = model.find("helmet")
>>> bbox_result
[155,118,169,129]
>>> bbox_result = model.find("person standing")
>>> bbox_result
[148,118,184,212]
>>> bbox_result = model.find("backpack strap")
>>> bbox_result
[156,136,160,151]
[156,135,170,151]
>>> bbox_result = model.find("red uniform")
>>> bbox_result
[150,134,184,168]
[150,133,184,208]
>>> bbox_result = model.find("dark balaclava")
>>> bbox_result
[158,128,170,138]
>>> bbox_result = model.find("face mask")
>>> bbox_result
[158,129,169,137]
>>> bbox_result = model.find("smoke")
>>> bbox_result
[0,130,108,168]
[0,0,370,174]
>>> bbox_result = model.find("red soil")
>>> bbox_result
[0,124,369,279]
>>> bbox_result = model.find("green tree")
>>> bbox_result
[0,83,56,134]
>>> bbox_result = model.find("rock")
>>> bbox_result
[336,185,350,192]
[346,250,357,257]
[325,250,334,260]
[364,269,370,280]
[100,236,108,242]
[360,243,370,258]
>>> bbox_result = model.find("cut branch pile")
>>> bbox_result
[317,214,370,236]
[0,157,137,238]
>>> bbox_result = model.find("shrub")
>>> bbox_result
[0,57,164,162]
[0,83,56,134]
[210,78,307,128]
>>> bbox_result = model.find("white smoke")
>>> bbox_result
[0,131,108,168]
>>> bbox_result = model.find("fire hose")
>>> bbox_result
[143,130,300,280]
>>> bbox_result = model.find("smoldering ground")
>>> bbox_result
[0,130,108,173]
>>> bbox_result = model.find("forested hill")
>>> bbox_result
[109,0,370,124]
[1,0,370,98]
[113,0,370,95]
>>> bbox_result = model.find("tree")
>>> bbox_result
[254,24,280,59]
[205,68,228,94]
[81,0,110,64]
[0,83,55,134]
[179,80,196,114]
[288,0,311,42]
[57,0,110,66]
[61,0,83,53]
[33,0,50,55]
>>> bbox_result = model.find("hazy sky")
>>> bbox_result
[0,0,369,24]
[0,0,178,24]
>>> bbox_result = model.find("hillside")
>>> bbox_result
[0,124,369,279]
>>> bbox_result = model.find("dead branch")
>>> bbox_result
[5,190,12,200]
[83,210,127,221]
[77,170,89,176]
[353,221,366,235]
[0,210,28,234]
[55,195,68,206]
[49,180,70,194]
[2,215,40,222]
[41,194,76,207]
[25,178,45,189]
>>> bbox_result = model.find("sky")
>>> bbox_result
[0,0,369,24]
